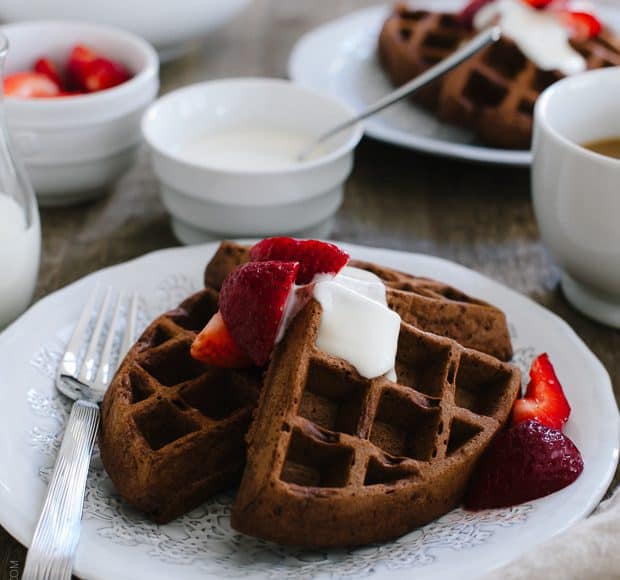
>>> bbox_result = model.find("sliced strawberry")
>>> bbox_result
[190,311,252,368]
[465,419,583,509]
[512,353,570,431]
[34,57,63,88]
[67,44,131,93]
[3,72,60,98]
[81,58,131,92]
[220,261,300,366]
[458,0,495,28]
[66,44,97,90]
[250,238,349,284]
[561,10,602,40]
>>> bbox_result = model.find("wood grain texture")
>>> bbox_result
[3,0,618,572]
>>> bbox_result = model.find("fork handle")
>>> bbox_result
[23,400,99,580]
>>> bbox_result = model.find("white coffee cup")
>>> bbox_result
[532,67,620,326]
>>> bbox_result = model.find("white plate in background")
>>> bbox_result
[289,1,620,165]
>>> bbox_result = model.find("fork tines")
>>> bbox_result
[58,287,138,397]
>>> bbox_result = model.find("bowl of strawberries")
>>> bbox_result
[1,20,159,206]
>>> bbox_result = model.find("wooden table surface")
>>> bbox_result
[2,0,619,576]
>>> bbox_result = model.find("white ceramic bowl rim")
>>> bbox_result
[141,77,364,176]
[535,67,620,167]
[0,0,253,54]
[0,20,159,108]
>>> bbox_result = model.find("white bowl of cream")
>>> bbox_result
[141,78,363,243]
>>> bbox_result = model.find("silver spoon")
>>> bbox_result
[297,25,501,161]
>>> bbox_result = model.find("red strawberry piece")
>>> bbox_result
[523,0,554,9]
[250,238,349,284]
[3,72,60,98]
[560,10,602,40]
[34,57,63,88]
[81,58,131,92]
[67,44,131,93]
[512,353,570,431]
[220,261,299,366]
[458,0,495,28]
[190,311,251,368]
[66,44,97,90]
[465,419,583,510]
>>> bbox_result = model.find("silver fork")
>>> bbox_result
[23,287,138,580]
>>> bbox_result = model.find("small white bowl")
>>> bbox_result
[2,21,159,206]
[142,78,362,243]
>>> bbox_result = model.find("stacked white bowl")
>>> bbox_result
[142,78,362,243]
[2,21,159,206]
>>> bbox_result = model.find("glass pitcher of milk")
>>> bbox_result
[0,33,41,329]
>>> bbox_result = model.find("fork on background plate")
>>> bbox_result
[22,287,138,580]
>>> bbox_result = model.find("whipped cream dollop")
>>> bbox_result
[474,0,587,75]
[312,266,401,380]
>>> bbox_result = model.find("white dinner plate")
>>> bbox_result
[288,1,620,166]
[0,241,617,579]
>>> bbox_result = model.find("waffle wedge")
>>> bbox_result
[99,287,261,523]
[231,297,520,547]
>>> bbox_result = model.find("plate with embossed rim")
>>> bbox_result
[288,0,620,166]
[0,241,617,580]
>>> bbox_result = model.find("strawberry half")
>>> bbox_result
[465,419,583,509]
[3,72,60,98]
[190,311,251,368]
[512,353,570,431]
[220,261,300,366]
[560,10,602,40]
[250,238,349,284]
[34,57,63,88]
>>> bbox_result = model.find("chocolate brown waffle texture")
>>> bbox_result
[99,287,261,523]
[101,241,517,529]
[231,296,521,547]
[378,4,620,149]
[205,241,513,361]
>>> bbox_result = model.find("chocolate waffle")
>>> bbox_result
[231,297,521,547]
[99,287,261,523]
[378,4,620,149]
[205,241,513,360]
[101,241,515,527]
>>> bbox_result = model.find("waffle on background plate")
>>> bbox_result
[100,242,519,545]
[378,3,620,149]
